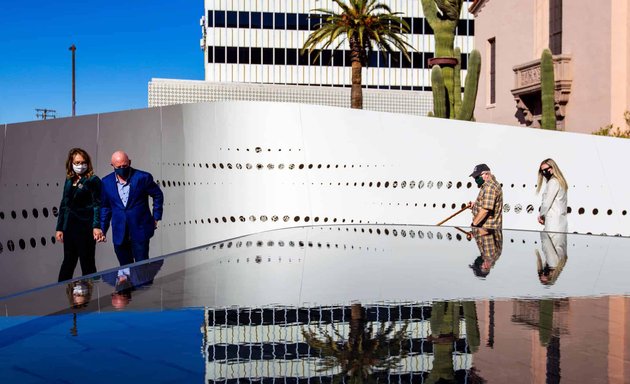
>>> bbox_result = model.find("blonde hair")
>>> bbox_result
[536,158,568,193]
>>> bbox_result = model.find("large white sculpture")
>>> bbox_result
[1,101,628,295]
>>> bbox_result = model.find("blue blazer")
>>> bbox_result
[100,168,164,245]
[101,259,164,290]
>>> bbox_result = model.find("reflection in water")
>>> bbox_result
[536,232,568,286]
[101,260,164,309]
[65,279,94,336]
[1,226,628,383]
[469,228,503,278]
[426,301,482,384]
[65,279,94,310]
[512,298,569,384]
[302,303,410,383]
[202,302,483,383]
[539,299,564,384]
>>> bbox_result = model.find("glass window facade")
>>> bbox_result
[203,3,475,88]
[206,10,473,35]
[208,45,467,71]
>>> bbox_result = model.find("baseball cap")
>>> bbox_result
[469,163,490,178]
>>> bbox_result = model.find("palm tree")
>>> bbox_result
[302,0,412,109]
[302,303,410,383]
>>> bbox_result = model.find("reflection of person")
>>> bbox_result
[102,259,164,309]
[56,148,104,282]
[468,164,503,230]
[65,279,94,309]
[101,150,164,266]
[536,232,568,285]
[469,227,503,278]
[537,158,568,232]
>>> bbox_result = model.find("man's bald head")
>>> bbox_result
[111,151,130,168]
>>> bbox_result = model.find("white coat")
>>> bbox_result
[540,177,568,232]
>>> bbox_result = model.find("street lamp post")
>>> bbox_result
[69,44,76,117]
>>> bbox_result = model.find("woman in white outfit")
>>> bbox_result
[537,158,568,232]
[536,159,569,285]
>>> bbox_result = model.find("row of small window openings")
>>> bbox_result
[213,239,381,253]
[0,223,614,253]
[0,205,624,223]
[166,215,362,226]
[325,225,620,239]
[0,236,56,253]
[163,163,382,170]
[219,147,302,152]
[208,46,470,70]
[162,205,627,228]
[163,203,627,228]
[3,182,60,188]
[157,178,487,190]
[209,228,533,251]
[207,11,474,36]
[0,207,58,220]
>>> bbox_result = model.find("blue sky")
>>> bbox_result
[0,1,204,124]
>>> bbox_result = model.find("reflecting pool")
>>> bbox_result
[1,225,629,383]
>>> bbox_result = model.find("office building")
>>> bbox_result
[149,0,475,115]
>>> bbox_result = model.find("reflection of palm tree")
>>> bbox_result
[302,303,410,383]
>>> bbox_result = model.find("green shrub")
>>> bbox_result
[593,111,630,138]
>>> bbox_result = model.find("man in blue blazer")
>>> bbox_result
[101,150,164,266]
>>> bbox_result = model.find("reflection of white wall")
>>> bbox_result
[181,227,630,307]
[1,101,630,294]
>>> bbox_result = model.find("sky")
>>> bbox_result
[0,1,204,124]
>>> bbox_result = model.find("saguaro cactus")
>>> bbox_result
[427,301,481,382]
[458,49,481,121]
[422,0,481,121]
[541,48,557,129]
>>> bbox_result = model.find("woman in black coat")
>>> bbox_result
[56,148,104,281]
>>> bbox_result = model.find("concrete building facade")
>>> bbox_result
[470,0,630,134]
[149,0,475,116]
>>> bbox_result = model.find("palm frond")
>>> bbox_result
[303,0,413,68]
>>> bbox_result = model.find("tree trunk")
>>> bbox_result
[350,38,363,109]
[349,303,365,347]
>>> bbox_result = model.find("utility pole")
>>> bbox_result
[69,44,76,116]
[35,108,57,120]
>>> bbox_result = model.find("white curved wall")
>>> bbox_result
[1,101,629,293]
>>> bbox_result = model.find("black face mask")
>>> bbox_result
[475,176,484,187]
[541,169,552,180]
[115,166,131,179]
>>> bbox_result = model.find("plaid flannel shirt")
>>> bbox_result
[473,228,503,261]
[472,175,503,230]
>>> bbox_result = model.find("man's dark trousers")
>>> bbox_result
[113,229,150,266]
